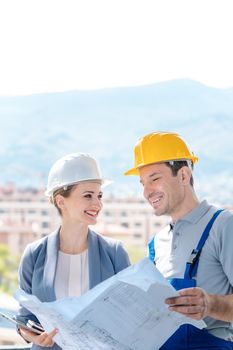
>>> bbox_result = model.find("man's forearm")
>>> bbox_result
[208,294,233,322]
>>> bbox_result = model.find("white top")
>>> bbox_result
[54,249,89,299]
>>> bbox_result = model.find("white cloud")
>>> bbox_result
[196,171,233,206]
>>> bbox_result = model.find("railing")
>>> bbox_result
[0,346,31,350]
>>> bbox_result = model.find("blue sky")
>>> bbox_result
[0,0,233,95]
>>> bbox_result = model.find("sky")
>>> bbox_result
[0,0,233,96]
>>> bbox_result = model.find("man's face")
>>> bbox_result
[139,162,185,217]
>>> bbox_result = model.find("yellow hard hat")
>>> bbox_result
[124,131,198,176]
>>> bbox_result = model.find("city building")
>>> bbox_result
[0,185,169,255]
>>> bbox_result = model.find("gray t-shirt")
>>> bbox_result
[154,200,233,341]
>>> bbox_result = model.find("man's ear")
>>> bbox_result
[178,166,192,185]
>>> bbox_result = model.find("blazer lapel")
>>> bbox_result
[43,229,60,301]
[88,229,101,289]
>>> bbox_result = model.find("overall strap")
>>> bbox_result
[184,209,224,279]
[148,236,155,262]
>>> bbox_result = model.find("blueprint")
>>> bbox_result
[15,258,206,350]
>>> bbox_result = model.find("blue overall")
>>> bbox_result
[148,209,233,349]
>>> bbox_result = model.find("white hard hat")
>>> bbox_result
[45,153,110,197]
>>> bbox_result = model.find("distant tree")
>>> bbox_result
[0,244,19,293]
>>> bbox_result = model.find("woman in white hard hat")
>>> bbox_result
[16,153,130,349]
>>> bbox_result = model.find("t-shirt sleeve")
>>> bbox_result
[218,214,233,287]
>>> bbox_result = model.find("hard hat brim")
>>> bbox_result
[124,167,139,176]
[124,156,198,176]
[45,178,112,197]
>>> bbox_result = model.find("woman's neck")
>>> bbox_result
[59,222,88,254]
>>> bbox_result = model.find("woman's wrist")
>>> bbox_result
[16,326,31,343]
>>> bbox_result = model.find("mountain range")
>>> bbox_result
[0,79,233,205]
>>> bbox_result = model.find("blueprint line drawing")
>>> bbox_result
[15,258,206,350]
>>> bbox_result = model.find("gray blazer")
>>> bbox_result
[17,228,130,349]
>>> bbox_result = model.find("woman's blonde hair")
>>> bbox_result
[50,185,77,215]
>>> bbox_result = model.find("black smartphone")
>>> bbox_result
[0,311,44,335]
[26,319,44,333]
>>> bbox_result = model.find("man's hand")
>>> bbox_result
[165,287,210,320]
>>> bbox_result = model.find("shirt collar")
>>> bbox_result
[179,200,211,224]
[169,223,174,232]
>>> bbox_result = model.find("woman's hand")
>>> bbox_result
[19,327,58,347]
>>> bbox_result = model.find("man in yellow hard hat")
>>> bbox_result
[125,131,233,349]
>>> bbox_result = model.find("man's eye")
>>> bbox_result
[153,177,159,182]
[98,194,103,199]
[84,194,92,199]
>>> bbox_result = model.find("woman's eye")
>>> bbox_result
[98,194,103,199]
[84,194,92,199]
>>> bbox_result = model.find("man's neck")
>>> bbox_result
[171,196,199,224]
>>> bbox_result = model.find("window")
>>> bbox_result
[28,210,36,214]
[134,233,142,238]
[135,222,142,227]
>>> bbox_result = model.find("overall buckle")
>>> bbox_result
[188,249,200,264]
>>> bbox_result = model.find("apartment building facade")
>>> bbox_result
[0,185,169,255]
